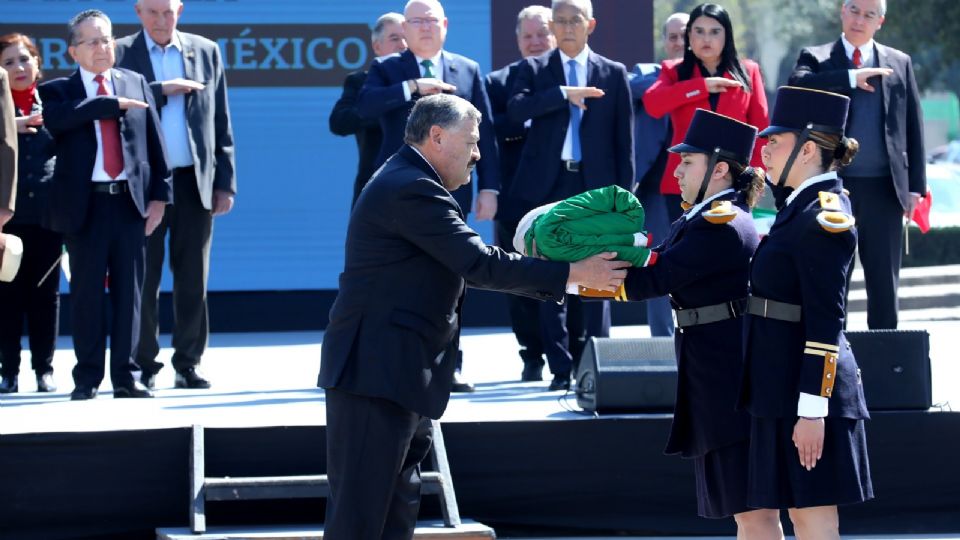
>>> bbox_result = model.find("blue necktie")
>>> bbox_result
[567,59,582,162]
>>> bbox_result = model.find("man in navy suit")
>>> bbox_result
[318,94,628,540]
[788,0,925,329]
[329,12,406,207]
[507,0,634,390]
[357,0,501,392]
[40,9,171,400]
[485,5,556,381]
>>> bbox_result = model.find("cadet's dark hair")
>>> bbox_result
[724,161,764,208]
[808,131,859,171]
[677,3,751,92]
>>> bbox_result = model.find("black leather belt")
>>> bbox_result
[561,160,580,172]
[91,181,128,195]
[674,298,747,328]
[746,295,802,322]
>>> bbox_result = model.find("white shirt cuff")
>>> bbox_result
[848,69,857,89]
[798,392,829,418]
[524,119,532,129]
[479,189,499,195]
[559,86,568,99]
[402,80,412,101]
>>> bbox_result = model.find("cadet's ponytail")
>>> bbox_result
[809,131,860,171]
[726,161,765,208]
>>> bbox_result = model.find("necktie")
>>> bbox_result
[421,59,435,78]
[94,74,124,179]
[567,59,582,162]
[852,48,862,68]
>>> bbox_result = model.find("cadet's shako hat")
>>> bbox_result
[760,86,850,137]
[669,109,758,167]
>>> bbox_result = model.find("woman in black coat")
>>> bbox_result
[741,86,873,539]
[0,33,61,393]
[623,109,781,537]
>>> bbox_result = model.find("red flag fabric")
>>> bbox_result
[911,190,932,234]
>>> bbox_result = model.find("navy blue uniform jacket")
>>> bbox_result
[507,48,634,206]
[485,59,526,221]
[624,191,758,457]
[356,49,500,213]
[38,68,171,235]
[318,145,567,419]
[740,176,870,420]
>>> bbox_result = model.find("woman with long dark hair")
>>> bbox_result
[0,33,61,394]
[644,3,769,222]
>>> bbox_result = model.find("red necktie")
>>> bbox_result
[94,74,124,179]
[852,48,862,68]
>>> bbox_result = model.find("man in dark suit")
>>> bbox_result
[507,0,634,389]
[115,0,237,389]
[0,69,15,232]
[357,0,501,392]
[318,93,627,540]
[329,12,406,207]
[485,5,556,381]
[788,0,925,329]
[39,9,171,400]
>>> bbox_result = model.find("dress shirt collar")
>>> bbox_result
[785,171,838,207]
[559,44,590,68]
[414,51,443,75]
[79,66,112,88]
[144,30,183,53]
[841,34,874,65]
[685,188,735,221]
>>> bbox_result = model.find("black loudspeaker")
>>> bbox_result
[575,337,677,412]
[843,329,932,411]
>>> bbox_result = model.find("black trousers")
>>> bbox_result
[138,168,213,374]
[495,219,545,367]
[844,176,903,329]
[65,192,145,389]
[324,388,434,540]
[0,223,62,377]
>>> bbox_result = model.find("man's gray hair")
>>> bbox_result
[68,9,111,45]
[551,0,593,20]
[661,12,689,38]
[372,12,405,43]
[516,5,553,35]
[843,0,886,17]
[404,94,481,146]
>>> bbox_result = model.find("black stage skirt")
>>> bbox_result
[747,416,874,509]
[692,439,750,518]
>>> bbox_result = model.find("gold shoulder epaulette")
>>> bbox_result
[816,191,854,233]
[702,200,736,224]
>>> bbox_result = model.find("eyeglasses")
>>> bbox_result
[406,17,441,27]
[74,36,115,48]
[553,17,587,28]
[846,5,880,21]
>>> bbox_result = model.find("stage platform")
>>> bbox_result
[1,321,958,540]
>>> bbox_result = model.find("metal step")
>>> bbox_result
[158,520,496,540]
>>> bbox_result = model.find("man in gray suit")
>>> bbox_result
[116,0,237,389]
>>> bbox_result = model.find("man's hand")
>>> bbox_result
[705,77,742,93]
[567,252,630,292]
[792,417,825,471]
[145,201,165,236]
[162,78,205,96]
[0,208,12,231]
[118,97,149,110]
[562,86,604,110]
[474,191,497,221]
[212,190,235,217]
[413,78,456,95]
[854,67,893,92]
[904,192,923,219]
[16,113,43,134]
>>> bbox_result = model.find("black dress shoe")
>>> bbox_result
[450,371,475,393]
[547,375,571,391]
[140,371,157,390]
[174,368,211,389]
[36,373,57,393]
[113,381,154,398]
[521,362,544,382]
[70,387,98,400]
[0,376,18,393]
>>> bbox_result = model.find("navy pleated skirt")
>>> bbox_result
[692,439,751,518]
[747,416,874,509]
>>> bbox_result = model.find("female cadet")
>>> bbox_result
[622,109,781,537]
[740,86,873,539]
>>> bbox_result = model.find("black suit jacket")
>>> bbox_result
[317,145,567,419]
[788,39,925,209]
[507,48,634,207]
[485,59,527,221]
[39,68,171,235]
[329,70,383,205]
[356,49,500,213]
[115,30,237,209]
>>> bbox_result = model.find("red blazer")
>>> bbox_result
[644,58,769,195]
